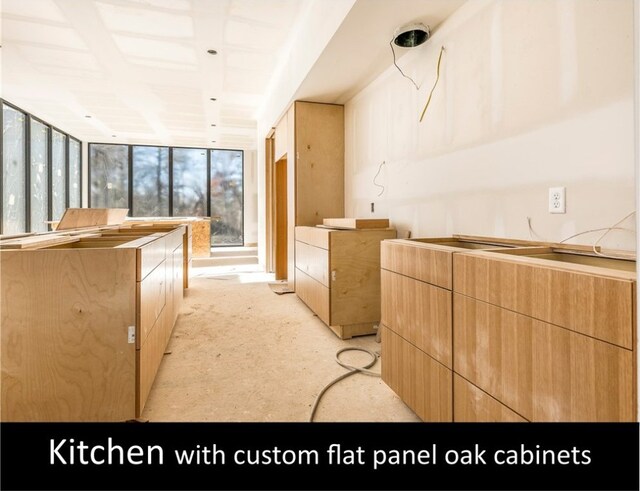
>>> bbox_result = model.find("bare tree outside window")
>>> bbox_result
[173,148,207,217]
[210,149,243,246]
[132,146,169,216]
[90,144,129,209]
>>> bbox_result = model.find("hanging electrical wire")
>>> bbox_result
[419,46,445,122]
[373,161,386,197]
[389,39,420,91]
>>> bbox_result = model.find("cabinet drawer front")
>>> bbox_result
[453,294,533,418]
[454,295,635,422]
[295,268,330,325]
[453,375,527,422]
[295,241,329,286]
[137,261,166,349]
[295,226,329,250]
[381,270,452,367]
[453,254,634,348]
[381,326,452,422]
[381,241,452,289]
[137,236,166,281]
[136,311,167,416]
[165,227,184,251]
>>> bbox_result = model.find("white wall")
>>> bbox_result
[256,0,357,266]
[345,0,636,251]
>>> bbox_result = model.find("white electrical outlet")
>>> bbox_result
[548,187,566,214]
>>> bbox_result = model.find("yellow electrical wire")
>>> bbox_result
[419,46,445,123]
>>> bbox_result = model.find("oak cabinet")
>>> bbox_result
[380,237,636,422]
[452,247,636,422]
[273,101,345,283]
[295,225,396,339]
[380,237,512,422]
[0,225,187,421]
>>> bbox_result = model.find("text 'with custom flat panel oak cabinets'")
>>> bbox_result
[1,423,638,491]
[48,439,592,469]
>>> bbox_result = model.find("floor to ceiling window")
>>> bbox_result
[68,138,81,209]
[210,149,243,246]
[51,130,67,221]
[172,148,207,217]
[2,104,27,234]
[89,143,244,247]
[89,144,129,209]
[132,146,169,217]
[30,119,49,233]
[1,100,82,234]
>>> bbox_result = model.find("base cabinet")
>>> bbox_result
[295,226,396,339]
[1,226,187,421]
[380,237,637,422]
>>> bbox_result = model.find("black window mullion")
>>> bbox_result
[64,134,70,209]
[206,149,211,218]
[168,147,173,216]
[0,102,4,234]
[128,145,133,216]
[47,123,53,223]
[79,140,84,208]
[240,150,245,246]
[25,115,31,232]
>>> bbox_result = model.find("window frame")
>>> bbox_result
[88,142,245,246]
[0,99,83,234]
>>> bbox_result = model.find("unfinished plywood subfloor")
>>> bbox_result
[142,265,420,422]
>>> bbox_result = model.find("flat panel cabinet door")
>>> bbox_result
[173,245,184,327]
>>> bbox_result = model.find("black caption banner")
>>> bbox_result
[1,422,638,490]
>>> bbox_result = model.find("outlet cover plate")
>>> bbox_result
[548,186,566,214]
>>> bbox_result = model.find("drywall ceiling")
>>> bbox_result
[294,0,465,105]
[0,0,465,150]
[0,0,307,149]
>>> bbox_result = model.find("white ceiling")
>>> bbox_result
[0,0,465,150]
[0,0,307,149]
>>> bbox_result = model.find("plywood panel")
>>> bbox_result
[453,375,528,422]
[295,226,329,250]
[0,234,79,249]
[322,218,389,229]
[381,270,452,367]
[189,220,210,257]
[330,229,396,327]
[381,240,452,289]
[1,249,137,421]
[453,294,533,418]
[381,326,452,422]
[295,268,330,325]
[295,240,329,287]
[56,208,129,230]
[137,261,167,349]
[294,101,344,226]
[453,253,634,349]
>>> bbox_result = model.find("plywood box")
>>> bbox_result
[1,225,187,421]
[295,225,396,339]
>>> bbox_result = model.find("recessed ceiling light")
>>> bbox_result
[112,135,117,137]
[85,115,92,118]
[210,97,217,101]
[211,124,216,127]
[211,140,216,143]
[207,49,217,55]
